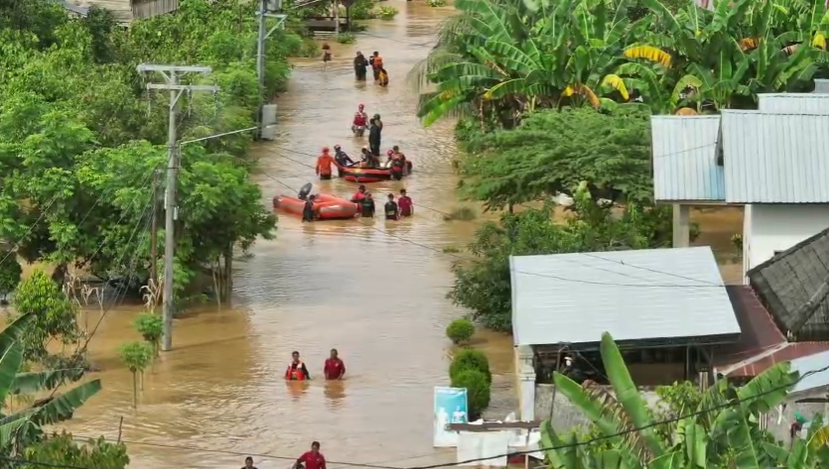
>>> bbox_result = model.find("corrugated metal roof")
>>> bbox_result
[509,246,740,346]
[816,79,829,94]
[790,347,829,393]
[715,286,786,375]
[758,94,829,113]
[721,111,829,203]
[651,116,725,202]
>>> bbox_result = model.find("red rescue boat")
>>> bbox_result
[272,193,359,220]
[342,161,413,183]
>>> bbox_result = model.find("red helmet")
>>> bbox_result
[322,147,330,153]
[358,104,364,109]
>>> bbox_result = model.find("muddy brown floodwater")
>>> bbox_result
[58,5,744,467]
[61,4,515,469]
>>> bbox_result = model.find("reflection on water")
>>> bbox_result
[56,4,745,467]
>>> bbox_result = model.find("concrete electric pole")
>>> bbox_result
[255,0,287,139]
[137,64,219,352]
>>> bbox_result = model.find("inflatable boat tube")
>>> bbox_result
[342,160,413,183]
[272,193,359,220]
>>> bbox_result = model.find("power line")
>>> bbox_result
[11,361,829,469]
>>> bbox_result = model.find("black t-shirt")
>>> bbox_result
[385,201,398,219]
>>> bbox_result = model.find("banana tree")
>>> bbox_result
[411,0,638,127]
[0,313,101,449]
[541,332,803,468]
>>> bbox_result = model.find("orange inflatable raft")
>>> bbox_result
[272,193,359,220]
[342,160,413,183]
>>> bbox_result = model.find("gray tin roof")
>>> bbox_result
[758,93,829,114]
[651,116,725,202]
[721,110,829,203]
[791,348,829,394]
[509,246,740,346]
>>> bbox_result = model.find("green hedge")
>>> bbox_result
[446,318,475,344]
[450,369,491,420]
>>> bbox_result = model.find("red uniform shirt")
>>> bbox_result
[324,358,346,379]
[398,196,413,216]
[298,452,326,469]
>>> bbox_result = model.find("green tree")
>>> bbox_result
[21,432,129,469]
[458,107,653,211]
[119,341,153,408]
[0,256,22,300]
[449,185,668,332]
[133,313,163,356]
[11,270,83,365]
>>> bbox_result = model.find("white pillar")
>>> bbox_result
[672,204,690,248]
[515,345,536,421]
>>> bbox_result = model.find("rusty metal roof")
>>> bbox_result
[714,286,786,374]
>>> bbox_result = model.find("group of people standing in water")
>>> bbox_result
[285,349,346,381]
[353,51,388,86]
[350,185,413,220]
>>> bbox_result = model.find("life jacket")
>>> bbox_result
[391,154,405,169]
[373,56,384,68]
[352,191,366,202]
[353,112,367,126]
[285,362,307,380]
[317,154,334,175]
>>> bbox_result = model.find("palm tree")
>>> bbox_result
[0,313,101,449]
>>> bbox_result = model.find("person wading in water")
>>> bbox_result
[369,114,383,157]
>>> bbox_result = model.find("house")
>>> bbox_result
[651,93,829,282]
[73,0,179,24]
[509,246,741,422]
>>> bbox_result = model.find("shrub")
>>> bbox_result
[375,5,398,19]
[446,318,475,344]
[451,369,491,420]
[337,32,356,44]
[133,312,163,355]
[428,0,448,6]
[0,255,22,300]
[449,348,491,383]
[350,0,376,19]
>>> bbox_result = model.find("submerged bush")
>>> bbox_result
[446,318,475,344]
[451,369,491,420]
[449,348,491,383]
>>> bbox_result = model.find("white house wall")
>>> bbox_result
[745,205,829,278]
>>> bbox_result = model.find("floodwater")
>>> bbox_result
[56,5,743,467]
[61,4,515,469]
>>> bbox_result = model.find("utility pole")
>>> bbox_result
[334,0,340,38]
[137,64,219,352]
[255,0,287,139]
[149,169,160,289]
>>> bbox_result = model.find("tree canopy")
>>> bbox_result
[410,0,829,126]
[0,0,307,297]
[458,107,653,211]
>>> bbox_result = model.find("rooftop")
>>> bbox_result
[720,110,829,203]
[510,246,740,347]
[651,116,724,202]
[748,227,829,341]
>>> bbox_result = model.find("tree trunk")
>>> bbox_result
[223,243,233,302]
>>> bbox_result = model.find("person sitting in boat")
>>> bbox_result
[333,145,354,177]
[388,147,406,180]
[360,147,378,168]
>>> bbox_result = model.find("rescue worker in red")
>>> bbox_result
[316,147,335,180]
[295,442,326,469]
[351,104,368,136]
[351,185,367,203]
[285,351,311,380]
[398,189,413,217]
[324,348,346,380]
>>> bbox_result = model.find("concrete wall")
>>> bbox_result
[744,204,829,280]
